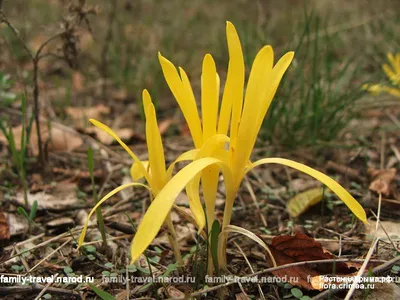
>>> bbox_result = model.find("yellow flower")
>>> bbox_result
[78,90,205,265]
[364,52,400,98]
[130,22,367,267]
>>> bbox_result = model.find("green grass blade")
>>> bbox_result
[210,219,220,276]
[88,283,115,300]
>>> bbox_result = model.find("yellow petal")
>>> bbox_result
[166,149,198,179]
[194,134,229,159]
[78,182,151,248]
[387,52,396,68]
[130,160,149,181]
[186,174,206,232]
[158,53,202,147]
[254,51,295,136]
[223,22,245,146]
[178,67,204,147]
[395,53,400,76]
[385,86,400,98]
[383,63,396,83]
[130,157,234,263]
[193,134,229,231]
[201,166,220,232]
[245,158,368,223]
[232,46,274,180]
[201,54,219,141]
[89,119,152,186]
[143,90,167,192]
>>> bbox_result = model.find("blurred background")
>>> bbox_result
[0,0,399,154]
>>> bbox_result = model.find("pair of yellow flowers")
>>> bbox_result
[78,22,367,268]
[364,52,400,98]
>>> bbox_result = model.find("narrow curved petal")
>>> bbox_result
[383,64,396,83]
[232,46,274,180]
[201,54,219,141]
[222,22,245,146]
[158,53,202,147]
[178,67,204,147]
[130,160,149,181]
[194,134,229,229]
[245,158,368,224]
[195,134,230,159]
[166,149,198,179]
[186,173,206,232]
[202,166,220,231]
[78,182,151,248]
[143,90,167,192]
[89,119,152,186]
[254,51,295,137]
[130,157,234,263]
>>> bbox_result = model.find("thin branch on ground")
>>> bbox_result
[344,237,380,300]
[0,283,81,298]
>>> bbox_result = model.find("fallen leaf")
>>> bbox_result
[365,220,400,240]
[0,211,10,240]
[179,122,191,138]
[66,104,110,129]
[166,287,185,298]
[52,167,104,180]
[15,182,81,211]
[265,232,360,290]
[289,178,321,193]
[87,126,134,145]
[352,282,400,300]
[287,188,326,218]
[158,119,174,135]
[46,217,75,229]
[0,122,83,155]
[5,213,29,237]
[368,168,396,196]
[112,88,128,101]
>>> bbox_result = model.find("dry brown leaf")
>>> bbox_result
[52,167,104,180]
[265,232,359,290]
[15,182,80,211]
[112,88,128,101]
[158,119,174,135]
[368,168,396,196]
[87,126,134,145]
[352,282,400,300]
[365,220,400,240]
[0,211,10,240]
[0,122,83,155]
[5,213,29,237]
[289,178,321,193]
[166,287,185,299]
[66,104,110,129]
[179,122,192,138]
